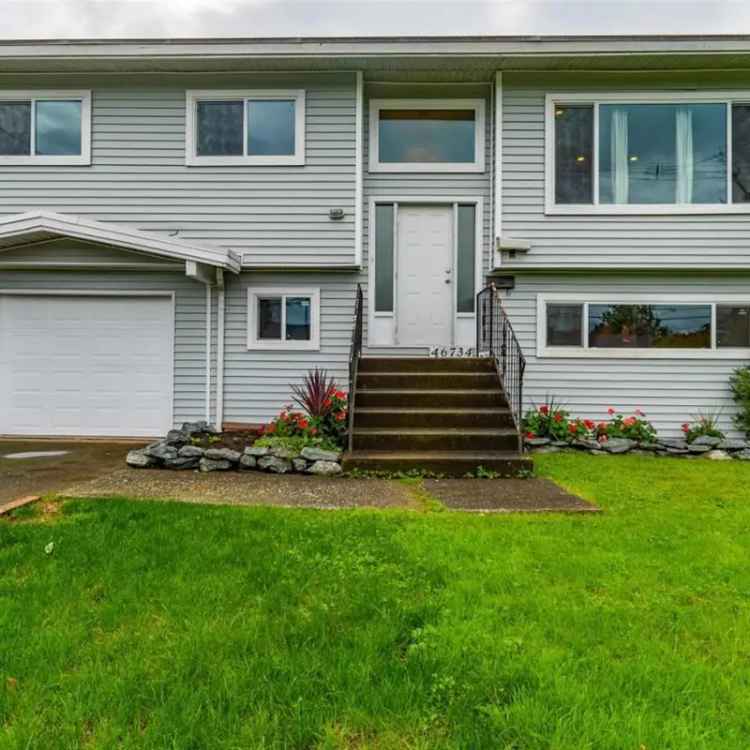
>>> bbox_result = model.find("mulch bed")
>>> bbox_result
[423,478,599,513]
[188,430,259,452]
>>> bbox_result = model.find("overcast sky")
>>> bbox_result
[2,0,750,40]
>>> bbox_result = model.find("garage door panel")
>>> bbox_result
[0,294,173,437]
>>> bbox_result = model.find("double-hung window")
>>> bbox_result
[247,287,320,350]
[0,90,91,165]
[539,295,750,357]
[186,90,305,166]
[547,92,750,213]
[369,99,485,173]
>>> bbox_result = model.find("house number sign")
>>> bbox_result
[429,346,476,358]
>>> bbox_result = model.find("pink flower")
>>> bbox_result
[635,409,645,417]
[607,407,616,415]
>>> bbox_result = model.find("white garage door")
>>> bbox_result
[0,293,173,437]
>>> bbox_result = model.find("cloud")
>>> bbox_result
[1,0,749,39]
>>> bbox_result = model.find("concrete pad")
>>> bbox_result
[423,478,599,513]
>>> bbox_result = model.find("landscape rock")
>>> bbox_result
[525,437,551,447]
[144,441,178,461]
[239,454,257,470]
[165,429,188,446]
[245,446,269,457]
[658,438,688,450]
[601,438,635,454]
[666,447,690,455]
[181,420,209,437]
[204,448,241,463]
[307,460,343,476]
[178,445,204,458]
[292,458,308,472]
[199,458,232,472]
[691,435,722,448]
[126,449,158,468]
[258,455,292,474]
[551,440,569,448]
[589,449,608,456]
[572,438,600,451]
[688,442,713,454]
[705,449,732,461]
[271,446,297,460]
[718,439,748,452]
[637,441,661,451]
[164,456,200,470]
[300,446,342,462]
[531,445,561,454]
[734,449,750,461]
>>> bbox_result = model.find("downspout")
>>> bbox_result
[205,284,212,424]
[354,70,364,269]
[215,268,225,432]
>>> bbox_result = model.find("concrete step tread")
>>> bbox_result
[344,450,527,460]
[353,427,518,436]
[356,407,511,414]
[356,388,501,395]
[359,371,495,376]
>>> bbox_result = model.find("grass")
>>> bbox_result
[1,454,750,749]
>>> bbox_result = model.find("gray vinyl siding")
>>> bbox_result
[361,84,492,353]
[0,267,210,429]
[501,73,750,270]
[502,272,750,437]
[222,271,357,423]
[0,73,357,268]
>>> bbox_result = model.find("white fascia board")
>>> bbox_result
[0,211,241,273]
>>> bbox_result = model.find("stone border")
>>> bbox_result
[126,422,343,476]
[525,434,750,461]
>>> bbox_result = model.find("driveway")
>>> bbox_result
[0,440,140,504]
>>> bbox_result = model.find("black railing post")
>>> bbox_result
[347,284,364,453]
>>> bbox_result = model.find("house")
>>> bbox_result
[1,35,750,447]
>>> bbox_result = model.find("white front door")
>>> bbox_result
[396,205,454,347]
[0,293,173,437]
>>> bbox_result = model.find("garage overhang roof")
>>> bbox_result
[0,211,241,273]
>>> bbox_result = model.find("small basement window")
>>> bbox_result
[539,296,750,358]
[186,90,305,166]
[247,287,320,350]
[0,91,91,165]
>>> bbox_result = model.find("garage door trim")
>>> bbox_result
[0,288,176,437]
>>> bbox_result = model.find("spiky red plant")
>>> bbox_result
[291,368,338,418]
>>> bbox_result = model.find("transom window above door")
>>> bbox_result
[369,99,485,173]
[186,90,305,166]
[546,92,750,213]
[0,90,91,165]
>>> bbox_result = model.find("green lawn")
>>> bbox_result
[2,455,750,749]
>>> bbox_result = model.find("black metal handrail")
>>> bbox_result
[347,283,364,452]
[476,283,526,442]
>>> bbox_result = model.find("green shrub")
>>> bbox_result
[729,366,750,437]
[253,434,341,455]
[681,413,725,444]
[523,398,572,441]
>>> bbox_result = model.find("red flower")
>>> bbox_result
[310,427,318,436]
[539,405,549,415]
[583,419,595,430]
[526,431,536,439]
[623,416,636,427]
[682,423,690,433]
[553,412,563,423]
[323,398,333,409]
[257,425,265,435]
[335,411,346,422]
[568,423,578,434]
[279,412,288,422]
[266,423,276,434]
[334,390,346,400]
[607,407,616,415]
[597,422,607,431]
[298,418,309,429]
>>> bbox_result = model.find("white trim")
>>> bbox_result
[216,279,225,431]
[536,292,750,359]
[185,89,305,166]
[0,210,240,272]
[0,289,176,434]
[246,285,321,351]
[354,71,364,268]
[367,196,483,348]
[544,90,750,215]
[0,90,91,165]
[205,284,212,424]
[493,72,503,268]
[368,98,486,173]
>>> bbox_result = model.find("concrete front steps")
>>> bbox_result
[342,357,531,477]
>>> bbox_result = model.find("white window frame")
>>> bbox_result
[0,90,91,165]
[247,286,320,351]
[369,98,486,174]
[537,293,750,359]
[185,89,306,166]
[545,90,750,215]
